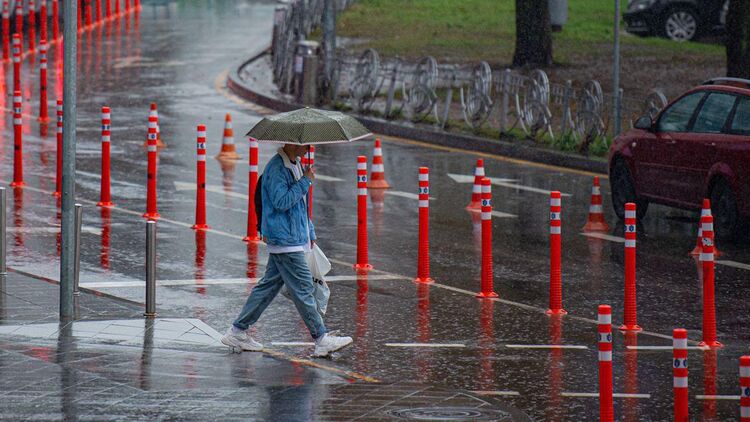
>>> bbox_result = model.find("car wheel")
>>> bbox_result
[610,159,648,221]
[709,179,745,241]
[663,7,700,41]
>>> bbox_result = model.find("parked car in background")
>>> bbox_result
[608,78,750,240]
[624,0,729,41]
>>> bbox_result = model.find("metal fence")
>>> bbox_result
[269,0,670,154]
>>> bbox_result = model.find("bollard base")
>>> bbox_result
[354,263,373,272]
[142,212,160,220]
[243,235,262,243]
[9,181,25,188]
[96,201,115,208]
[546,308,568,315]
[698,340,724,349]
[414,277,434,284]
[618,324,642,332]
[143,312,157,318]
[475,291,499,299]
[216,152,242,161]
[582,220,610,233]
[191,223,210,230]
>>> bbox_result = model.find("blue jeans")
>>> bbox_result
[233,252,326,339]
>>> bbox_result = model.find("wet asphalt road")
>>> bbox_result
[2,1,750,420]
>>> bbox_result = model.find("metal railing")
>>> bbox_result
[265,0,671,155]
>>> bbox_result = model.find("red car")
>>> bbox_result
[609,78,750,240]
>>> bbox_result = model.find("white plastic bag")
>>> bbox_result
[280,244,331,315]
[308,243,331,280]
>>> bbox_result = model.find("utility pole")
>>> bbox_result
[322,0,336,99]
[613,0,622,136]
[60,0,78,319]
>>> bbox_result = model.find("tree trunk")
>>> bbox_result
[726,0,750,78]
[513,0,553,67]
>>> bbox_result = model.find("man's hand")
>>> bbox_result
[304,166,315,181]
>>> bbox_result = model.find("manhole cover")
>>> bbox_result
[387,407,516,421]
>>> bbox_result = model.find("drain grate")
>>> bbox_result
[387,407,516,421]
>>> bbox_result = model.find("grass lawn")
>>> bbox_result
[335,0,726,100]
[337,0,722,65]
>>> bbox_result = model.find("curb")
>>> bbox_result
[227,53,609,175]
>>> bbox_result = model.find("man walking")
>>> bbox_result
[222,143,352,357]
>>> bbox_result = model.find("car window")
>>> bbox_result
[730,97,750,135]
[657,92,704,132]
[692,93,737,133]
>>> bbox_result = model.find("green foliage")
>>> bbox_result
[337,0,723,64]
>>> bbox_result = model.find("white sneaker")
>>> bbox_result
[221,327,264,352]
[312,333,353,357]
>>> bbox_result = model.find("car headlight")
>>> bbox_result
[628,0,657,11]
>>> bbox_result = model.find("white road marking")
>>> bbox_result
[271,342,315,347]
[467,208,517,218]
[315,174,344,182]
[695,395,739,400]
[8,226,101,236]
[470,391,521,397]
[580,232,625,243]
[716,260,750,271]
[384,343,466,348]
[446,174,518,184]
[76,170,143,188]
[561,392,651,399]
[505,344,588,350]
[81,274,405,289]
[174,181,247,199]
[384,191,436,201]
[626,345,706,351]
[447,173,570,196]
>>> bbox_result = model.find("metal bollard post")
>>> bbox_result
[294,40,319,105]
[0,187,6,276]
[144,220,156,317]
[73,203,82,295]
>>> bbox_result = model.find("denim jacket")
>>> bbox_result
[260,150,316,248]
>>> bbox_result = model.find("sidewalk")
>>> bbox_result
[0,272,530,421]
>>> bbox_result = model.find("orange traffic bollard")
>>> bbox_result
[620,202,642,332]
[243,138,261,242]
[673,328,689,422]
[414,167,433,283]
[38,39,49,122]
[54,99,62,197]
[192,125,209,230]
[97,106,114,207]
[548,191,566,314]
[741,356,750,422]
[2,1,9,60]
[142,115,160,220]
[354,156,372,271]
[12,34,20,94]
[27,0,35,51]
[598,304,614,422]
[476,178,498,298]
[10,91,24,188]
[699,214,722,349]
[466,158,484,209]
[39,0,47,43]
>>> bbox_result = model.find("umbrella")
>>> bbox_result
[245,107,372,145]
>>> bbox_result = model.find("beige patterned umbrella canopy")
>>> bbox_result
[246,107,372,145]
